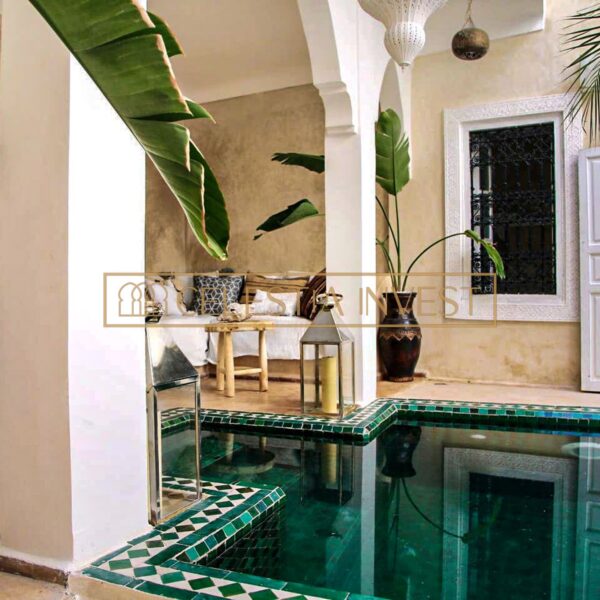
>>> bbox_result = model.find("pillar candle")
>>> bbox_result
[320,355,338,415]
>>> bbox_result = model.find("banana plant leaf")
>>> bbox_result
[376,109,410,196]
[465,229,506,279]
[29,0,229,260]
[254,199,320,240]
[272,152,325,174]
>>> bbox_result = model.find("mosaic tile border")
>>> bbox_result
[83,478,351,600]
[162,397,600,444]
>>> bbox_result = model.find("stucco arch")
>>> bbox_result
[297,0,357,135]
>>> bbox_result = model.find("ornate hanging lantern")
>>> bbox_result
[452,0,489,61]
[358,0,448,67]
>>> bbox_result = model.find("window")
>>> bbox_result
[470,123,556,296]
[444,96,581,322]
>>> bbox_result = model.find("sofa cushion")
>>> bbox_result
[193,275,244,315]
[241,273,309,303]
[299,270,326,319]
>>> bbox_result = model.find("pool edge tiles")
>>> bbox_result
[82,478,352,600]
[162,397,600,443]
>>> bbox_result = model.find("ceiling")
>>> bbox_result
[147,1,543,103]
[149,0,313,104]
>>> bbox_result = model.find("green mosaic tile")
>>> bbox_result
[218,582,246,597]
[188,576,216,591]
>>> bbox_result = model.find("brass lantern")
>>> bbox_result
[300,294,356,418]
[452,0,489,61]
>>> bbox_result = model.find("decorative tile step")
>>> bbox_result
[162,398,600,445]
[79,478,351,600]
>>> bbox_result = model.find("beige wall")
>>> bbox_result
[146,84,325,274]
[402,0,587,388]
[0,1,73,562]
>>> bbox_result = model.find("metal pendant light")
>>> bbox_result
[452,0,489,61]
[358,0,448,68]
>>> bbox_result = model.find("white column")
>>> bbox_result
[300,0,391,403]
[0,0,148,569]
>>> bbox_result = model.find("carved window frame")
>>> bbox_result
[444,95,582,322]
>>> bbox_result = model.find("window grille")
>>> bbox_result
[469,122,556,295]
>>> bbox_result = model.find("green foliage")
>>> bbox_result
[375,109,410,196]
[563,3,600,142]
[464,229,506,279]
[254,199,320,240]
[271,152,325,174]
[30,0,229,259]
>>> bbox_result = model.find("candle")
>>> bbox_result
[320,355,338,415]
[321,443,338,487]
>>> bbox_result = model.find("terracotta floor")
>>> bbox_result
[158,373,600,415]
[0,573,67,600]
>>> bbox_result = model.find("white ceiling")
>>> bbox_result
[148,0,544,103]
[150,0,313,104]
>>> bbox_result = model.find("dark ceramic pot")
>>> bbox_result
[378,292,422,382]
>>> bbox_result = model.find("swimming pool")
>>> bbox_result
[163,420,600,600]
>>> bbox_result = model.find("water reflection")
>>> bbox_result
[162,423,600,599]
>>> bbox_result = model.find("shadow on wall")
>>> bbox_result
[145,84,326,275]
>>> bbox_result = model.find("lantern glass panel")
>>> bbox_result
[147,328,201,524]
[301,341,355,418]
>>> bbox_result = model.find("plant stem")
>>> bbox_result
[376,238,398,289]
[401,232,465,291]
[375,196,400,288]
[394,193,401,287]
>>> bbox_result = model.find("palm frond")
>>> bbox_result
[563,2,600,142]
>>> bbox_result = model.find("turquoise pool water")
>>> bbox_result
[164,421,600,600]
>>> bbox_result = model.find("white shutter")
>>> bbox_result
[579,148,600,392]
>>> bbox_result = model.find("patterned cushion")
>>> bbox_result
[193,275,244,315]
[299,270,326,320]
[241,274,309,303]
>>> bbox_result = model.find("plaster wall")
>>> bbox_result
[0,0,148,568]
[402,0,587,387]
[0,0,73,565]
[146,84,326,274]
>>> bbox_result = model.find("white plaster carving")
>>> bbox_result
[444,94,583,322]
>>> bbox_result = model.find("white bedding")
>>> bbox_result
[158,314,216,366]
[207,315,312,363]
[158,314,312,366]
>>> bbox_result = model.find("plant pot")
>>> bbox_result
[378,292,422,382]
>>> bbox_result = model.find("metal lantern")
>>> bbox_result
[358,0,448,67]
[451,0,489,61]
[300,294,356,418]
[146,328,201,524]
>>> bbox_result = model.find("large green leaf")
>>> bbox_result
[29,0,229,259]
[465,229,506,279]
[375,109,410,196]
[272,152,325,174]
[254,199,320,240]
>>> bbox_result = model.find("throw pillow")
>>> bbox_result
[146,279,187,316]
[251,290,298,316]
[193,275,244,315]
[241,273,309,303]
[300,270,326,319]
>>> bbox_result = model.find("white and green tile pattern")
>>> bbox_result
[83,478,345,600]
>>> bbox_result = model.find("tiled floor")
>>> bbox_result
[159,373,600,416]
[0,572,67,600]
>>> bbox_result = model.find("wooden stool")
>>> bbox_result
[205,321,273,398]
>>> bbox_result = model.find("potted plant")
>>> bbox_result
[255,109,504,382]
